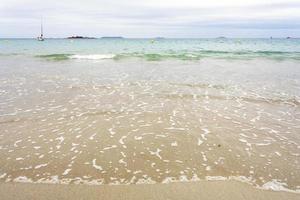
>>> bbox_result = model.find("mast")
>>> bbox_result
[37,17,44,41]
[41,17,43,37]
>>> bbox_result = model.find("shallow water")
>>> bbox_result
[0,39,300,192]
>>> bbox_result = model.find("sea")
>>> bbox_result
[0,38,299,192]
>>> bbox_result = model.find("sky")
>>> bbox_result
[0,0,300,38]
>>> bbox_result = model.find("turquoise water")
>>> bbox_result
[1,38,300,60]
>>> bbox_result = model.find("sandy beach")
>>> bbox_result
[1,41,300,198]
[1,0,300,199]
[1,180,299,200]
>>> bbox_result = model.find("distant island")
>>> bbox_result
[101,37,124,39]
[67,36,96,39]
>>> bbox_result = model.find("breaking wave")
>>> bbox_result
[33,50,300,61]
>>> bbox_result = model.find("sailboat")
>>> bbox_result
[37,18,44,41]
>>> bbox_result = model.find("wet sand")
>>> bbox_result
[1,181,299,200]
[1,58,299,192]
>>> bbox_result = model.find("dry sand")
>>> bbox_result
[0,181,299,200]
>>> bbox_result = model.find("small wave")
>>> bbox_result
[116,51,300,61]
[36,54,71,61]
[69,54,116,60]
[36,54,116,61]
[0,53,24,56]
[156,92,300,106]
[35,51,300,61]
[170,82,227,90]
[115,53,201,61]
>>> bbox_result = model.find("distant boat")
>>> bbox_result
[37,18,44,41]
[67,36,96,39]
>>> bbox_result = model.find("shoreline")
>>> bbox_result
[1,180,299,200]
[3,175,299,193]
[1,39,299,199]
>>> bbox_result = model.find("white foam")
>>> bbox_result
[136,177,156,184]
[119,136,127,145]
[84,179,104,185]
[37,176,60,184]
[200,128,210,141]
[103,145,117,151]
[179,175,189,182]
[14,140,22,147]
[0,173,7,179]
[197,138,203,146]
[261,179,290,192]
[34,163,48,169]
[275,151,282,156]
[118,158,127,166]
[171,141,178,146]
[206,176,227,181]
[89,133,96,140]
[134,136,142,140]
[165,127,186,131]
[14,176,33,183]
[162,177,176,183]
[56,136,64,144]
[149,148,162,159]
[62,168,72,175]
[5,174,300,193]
[92,159,103,171]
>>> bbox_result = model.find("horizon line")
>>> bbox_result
[0,37,299,39]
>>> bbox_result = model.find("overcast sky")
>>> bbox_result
[0,0,300,38]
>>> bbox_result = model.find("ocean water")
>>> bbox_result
[0,38,300,192]
[1,38,300,60]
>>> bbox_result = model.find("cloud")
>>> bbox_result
[0,0,299,37]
